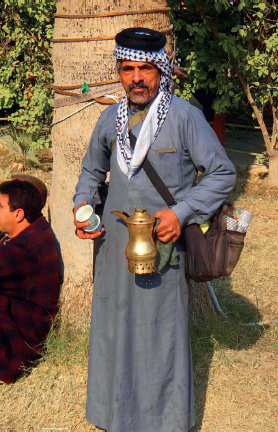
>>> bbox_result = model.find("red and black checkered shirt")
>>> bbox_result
[0,216,60,383]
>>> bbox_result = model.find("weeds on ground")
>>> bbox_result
[256,323,278,351]
[228,181,247,202]
[190,292,268,431]
[0,314,92,430]
[190,292,263,374]
[40,313,90,370]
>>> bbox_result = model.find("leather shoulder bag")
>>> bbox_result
[128,130,245,282]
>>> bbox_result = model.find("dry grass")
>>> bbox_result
[0,154,278,430]
[0,319,98,431]
[191,177,278,430]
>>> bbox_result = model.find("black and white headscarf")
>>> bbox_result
[113,45,172,179]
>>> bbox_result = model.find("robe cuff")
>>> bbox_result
[73,194,94,209]
[171,200,194,228]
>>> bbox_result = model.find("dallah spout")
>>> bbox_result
[111,210,130,224]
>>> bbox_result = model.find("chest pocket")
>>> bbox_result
[146,146,181,188]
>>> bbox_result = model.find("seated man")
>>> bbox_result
[0,180,60,384]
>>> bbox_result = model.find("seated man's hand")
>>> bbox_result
[73,201,105,240]
[153,208,181,243]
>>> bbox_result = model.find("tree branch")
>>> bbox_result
[270,94,278,149]
[196,2,275,156]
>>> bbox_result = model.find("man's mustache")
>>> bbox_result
[128,82,149,91]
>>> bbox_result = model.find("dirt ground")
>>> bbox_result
[0,149,277,430]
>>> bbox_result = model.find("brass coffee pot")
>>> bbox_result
[111,208,157,274]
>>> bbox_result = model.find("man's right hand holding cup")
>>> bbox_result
[73,201,105,240]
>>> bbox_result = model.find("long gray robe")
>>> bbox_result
[74,95,236,431]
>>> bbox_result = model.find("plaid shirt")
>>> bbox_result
[0,216,60,383]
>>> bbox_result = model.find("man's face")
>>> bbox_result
[117,60,161,106]
[0,194,16,236]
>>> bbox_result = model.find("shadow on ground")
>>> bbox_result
[190,276,264,430]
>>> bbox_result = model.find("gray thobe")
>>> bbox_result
[74,95,236,432]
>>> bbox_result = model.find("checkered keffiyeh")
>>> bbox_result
[113,45,172,178]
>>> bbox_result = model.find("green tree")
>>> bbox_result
[170,0,278,186]
[0,0,56,149]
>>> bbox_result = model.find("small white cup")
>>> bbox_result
[75,205,102,233]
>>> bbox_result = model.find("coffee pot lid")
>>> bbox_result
[127,208,155,224]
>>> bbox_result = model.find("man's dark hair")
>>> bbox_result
[0,180,42,223]
[11,174,47,210]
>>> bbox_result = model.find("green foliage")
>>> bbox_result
[0,127,41,169]
[255,154,265,164]
[169,0,278,120]
[0,1,56,147]
[174,76,193,101]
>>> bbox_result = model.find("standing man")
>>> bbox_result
[74,28,236,431]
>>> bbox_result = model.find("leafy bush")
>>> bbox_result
[170,0,278,184]
[0,1,56,149]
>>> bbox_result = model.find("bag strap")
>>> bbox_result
[129,131,175,207]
